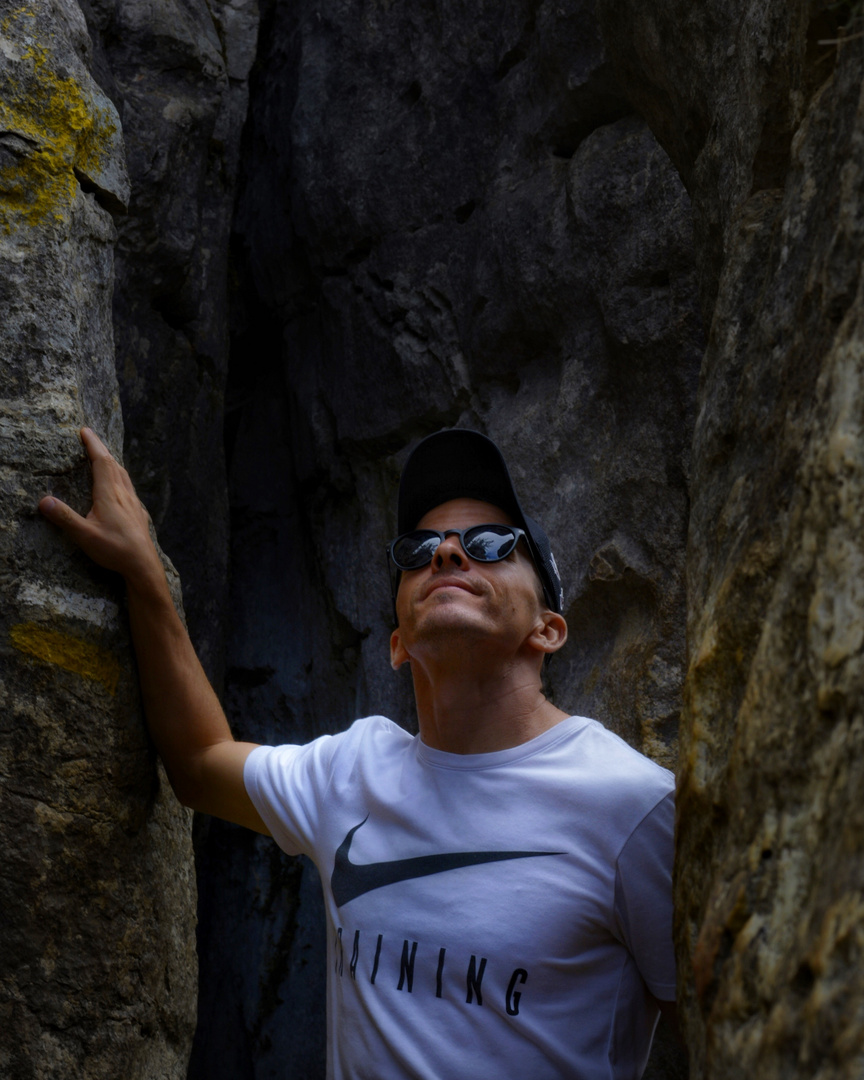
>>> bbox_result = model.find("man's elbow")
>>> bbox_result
[157,741,271,835]
[161,762,203,810]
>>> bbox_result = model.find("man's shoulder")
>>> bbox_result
[339,714,414,745]
[319,717,414,760]
[571,717,673,781]
[560,717,674,827]
[247,715,412,776]
[244,715,413,808]
[310,714,415,767]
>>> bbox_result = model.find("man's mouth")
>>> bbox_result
[422,577,479,600]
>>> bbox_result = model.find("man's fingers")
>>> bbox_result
[39,495,90,537]
[37,430,160,579]
[80,428,138,501]
[79,426,114,462]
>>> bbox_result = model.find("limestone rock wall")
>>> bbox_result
[599,3,864,1076]
[82,0,259,684]
[0,2,196,1076]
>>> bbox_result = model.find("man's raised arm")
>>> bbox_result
[39,428,269,835]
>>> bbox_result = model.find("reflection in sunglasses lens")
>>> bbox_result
[396,531,439,567]
[393,525,517,569]
[465,526,514,561]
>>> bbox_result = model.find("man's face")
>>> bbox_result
[390,497,548,668]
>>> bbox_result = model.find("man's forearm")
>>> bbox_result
[125,565,234,806]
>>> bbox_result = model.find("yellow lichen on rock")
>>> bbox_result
[0,6,118,231]
[10,621,121,694]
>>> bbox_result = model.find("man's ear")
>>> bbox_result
[390,627,410,670]
[528,612,568,655]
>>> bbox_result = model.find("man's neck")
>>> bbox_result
[409,652,570,754]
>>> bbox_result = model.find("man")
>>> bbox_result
[40,426,676,1079]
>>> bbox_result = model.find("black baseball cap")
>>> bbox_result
[396,429,564,614]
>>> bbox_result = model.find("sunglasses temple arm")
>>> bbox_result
[386,547,399,626]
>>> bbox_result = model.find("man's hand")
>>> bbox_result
[39,426,270,835]
[39,428,162,586]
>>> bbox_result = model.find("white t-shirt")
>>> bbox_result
[244,714,675,1080]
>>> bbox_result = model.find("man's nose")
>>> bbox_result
[432,533,465,569]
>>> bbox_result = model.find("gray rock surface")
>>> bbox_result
[599,3,864,1076]
[82,0,259,685]
[0,1,196,1076]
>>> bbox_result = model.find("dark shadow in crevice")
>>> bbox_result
[494,14,536,80]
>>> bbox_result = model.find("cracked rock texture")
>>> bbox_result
[0,2,196,1077]
[84,0,259,685]
[599,2,864,1076]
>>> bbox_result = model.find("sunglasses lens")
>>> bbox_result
[392,530,442,569]
[463,525,517,562]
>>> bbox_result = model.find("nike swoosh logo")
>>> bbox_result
[330,816,564,907]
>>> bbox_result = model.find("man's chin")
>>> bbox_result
[409,605,491,648]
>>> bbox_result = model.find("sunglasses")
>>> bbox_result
[388,524,528,571]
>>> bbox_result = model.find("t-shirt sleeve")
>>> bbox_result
[613,790,676,1001]
[244,733,342,857]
